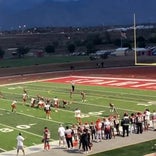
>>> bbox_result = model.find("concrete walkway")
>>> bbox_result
[1,130,156,156]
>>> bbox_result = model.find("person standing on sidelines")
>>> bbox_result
[95,119,102,142]
[121,112,130,137]
[143,108,151,131]
[151,110,156,131]
[58,124,66,147]
[43,127,51,151]
[136,112,144,134]
[16,132,25,156]
[65,126,74,149]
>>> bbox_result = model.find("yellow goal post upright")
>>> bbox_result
[133,13,156,66]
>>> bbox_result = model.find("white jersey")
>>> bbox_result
[38,100,45,106]
[53,98,59,105]
[16,135,24,146]
[152,112,156,121]
[12,100,17,105]
[144,111,151,121]
[31,98,35,104]
[44,104,51,111]
[58,126,65,137]
[75,109,81,118]
[23,93,27,99]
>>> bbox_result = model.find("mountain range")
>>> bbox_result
[0,0,156,30]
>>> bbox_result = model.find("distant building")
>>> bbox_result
[111,47,132,56]
[132,48,151,56]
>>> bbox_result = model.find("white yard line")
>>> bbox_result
[0,122,43,138]
[0,107,63,124]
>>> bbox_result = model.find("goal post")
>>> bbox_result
[134,13,156,66]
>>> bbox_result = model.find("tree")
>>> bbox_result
[137,36,146,47]
[104,31,111,44]
[17,47,30,58]
[0,47,5,59]
[85,41,96,54]
[86,33,102,45]
[67,43,75,53]
[45,45,55,55]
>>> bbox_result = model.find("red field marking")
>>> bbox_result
[44,76,156,91]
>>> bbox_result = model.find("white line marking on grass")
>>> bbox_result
[17,111,63,124]
[148,101,156,105]
[0,147,6,152]
[0,107,63,125]
[137,103,152,106]
[0,122,43,138]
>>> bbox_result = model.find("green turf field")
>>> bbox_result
[0,79,156,152]
[0,55,88,68]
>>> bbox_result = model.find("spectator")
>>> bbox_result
[121,112,130,137]
[65,126,73,149]
[16,132,25,156]
[58,124,66,147]
[151,110,156,131]
[129,113,136,134]
[103,118,111,139]
[143,108,151,131]
[81,129,89,154]
[114,115,120,136]
[136,112,144,134]
[43,127,51,151]
[95,119,102,142]
[89,122,96,141]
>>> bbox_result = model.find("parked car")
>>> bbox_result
[89,53,101,60]
[152,49,156,56]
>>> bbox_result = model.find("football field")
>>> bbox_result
[0,75,156,152]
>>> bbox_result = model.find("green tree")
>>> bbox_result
[137,36,146,47]
[86,33,102,45]
[17,47,30,58]
[104,31,111,44]
[45,45,55,55]
[67,43,76,53]
[85,41,96,54]
[149,35,156,43]
[52,41,59,48]
[0,47,5,58]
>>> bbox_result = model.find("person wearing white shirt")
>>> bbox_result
[16,133,25,156]
[74,108,81,123]
[144,109,151,131]
[151,110,156,131]
[58,124,66,147]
